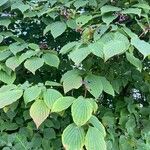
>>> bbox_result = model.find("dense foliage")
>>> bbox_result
[0,0,150,149]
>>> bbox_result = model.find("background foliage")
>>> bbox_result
[0,0,150,149]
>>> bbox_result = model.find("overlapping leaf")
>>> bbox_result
[62,123,85,150]
[43,89,62,109]
[30,99,50,128]
[23,86,41,104]
[71,96,93,126]
[85,127,107,150]
[0,89,23,108]
[52,96,75,112]
[61,70,82,93]
[24,57,44,74]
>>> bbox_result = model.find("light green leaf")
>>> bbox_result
[84,74,103,98]
[121,8,141,16]
[74,0,88,9]
[0,50,11,61]
[42,53,60,68]
[71,96,93,126]
[0,18,11,28]
[5,56,21,71]
[101,5,121,15]
[0,71,16,84]
[131,37,150,58]
[30,100,50,128]
[51,21,66,38]
[44,22,66,38]
[133,3,150,10]
[24,57,44,74]
[85,127,107,150]
[102,13,118,25]
[0,0,8,6]
[60,41,78,54]
[100,77,115,96]
[99,32,129,61]
[88,42,103,58]
[11,2,30,13]
[23,86,41,104]
[76,15,92,27]
[88,115,106,137]
[19,50,38,63]
[62,123,85,150]
[66,19,77,29]
[9,42,28,55]
[0,89,23,108]
[61,70,82,93]
[122,26,138,38]
[43,24,51,35]
[69,47,91,65]
[126,52,142,71]
[87,98,98,113]
[28,43,40,50]
[45,81,62,87]
[0,35,3,43]
[0,84,17,93]
[43,89,62,109]
[52,96,75,112]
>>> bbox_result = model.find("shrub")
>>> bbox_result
[0,0,150,149]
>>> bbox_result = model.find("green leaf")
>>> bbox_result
[133,3,150,10]
[60,41,78,54]
[88,42,103,58]
[101,5,121,15]
[42,53,60,68]
[0,89,23,108]
[0,35,3,43]
[74,0,88,9]
[24,57,44,74]
[71,96,93,126]
[45,81,62,87]
[0,0,8,6]
[23,86,41,104]
[9,42,27,55]
[61,70,82,93]
[52,96,75,112]
[131,37,150,58]
[122,26,138,38]
[100,77,115,96]
[30,100,50,128]
[28,43,40,50]
[43,89,62,109]
[44,22,66,38]
[19,50,38,63]
[84,74,103,98]
[0,71,16,84]
[87,98,98,113]
[5,56,21,71]
[76,15,92,27]
[85,127,107,150]
[102,13,118,25]
[0,18,11,28]
[43,24,51,35]
[69,47,91,65]
[11,2,30,13]
[62,123,85,150]
[0,50,11,61]
[126,52,142,71]
[88,115,106,137]
[121,8,141,16]
[99,32,129,61]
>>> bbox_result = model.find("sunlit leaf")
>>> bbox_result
[30,99,50,128]
[71,96,93,126]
